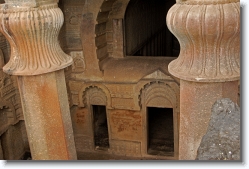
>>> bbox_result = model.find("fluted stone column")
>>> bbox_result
[166,0,240,160]
[0,0,77,160]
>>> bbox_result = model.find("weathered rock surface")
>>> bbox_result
[196,98,240,160]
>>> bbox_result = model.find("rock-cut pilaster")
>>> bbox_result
[0,0,77,160]
[166,0,240,160]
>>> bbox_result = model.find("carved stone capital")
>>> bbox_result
[166,0,240,82]
[0,1,72,76]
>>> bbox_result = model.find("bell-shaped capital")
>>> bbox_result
[166,0,240,82]
[0,0,72,76]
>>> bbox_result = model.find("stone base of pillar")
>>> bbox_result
[17,69,77,160]
[179,80,238,160]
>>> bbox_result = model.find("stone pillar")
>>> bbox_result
[0,0,77,160]
[166,0,240,160]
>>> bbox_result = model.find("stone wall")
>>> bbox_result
[0,31,28,160]
[69,58,180,159]
[0,0,241,160]
[66,0,180,159]
[0,120,28,160]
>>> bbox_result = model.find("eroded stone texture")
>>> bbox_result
[166,0,240,160]
[0,30,27,160]
[1,122,26,160]
[0,0,241,160]
[196,98,240,160]
[0,0,77,160]
[179,80,238,160]
[69,63,180,159]
[0,2,72,76]
[167,0,240,82]
[17,70,77,160]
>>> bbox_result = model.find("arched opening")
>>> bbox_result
[83,86,111,152]
[140,81,179,159]
[124,0,179,57]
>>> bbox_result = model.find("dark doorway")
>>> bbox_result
[92,105,109,150]
[147,107,174,156]
[125,0,179,56]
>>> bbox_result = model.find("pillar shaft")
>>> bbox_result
[17,70,76,160]
[0,0,77,160]
[179,80,238,159]
[166,0,240,160]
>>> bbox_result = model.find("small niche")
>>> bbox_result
[93,105,109,150]
[147,107,174,156]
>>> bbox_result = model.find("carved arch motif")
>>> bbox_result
[139,81,178,108]
[79,83,112,109]
[138,80,180,158]
[134,80,180,111]
[84,87,107,106]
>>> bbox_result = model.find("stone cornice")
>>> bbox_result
[167,1,240,82]
[0,2,72,76]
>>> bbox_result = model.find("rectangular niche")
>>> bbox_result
[147,107,174,156]
[92,105,110,150]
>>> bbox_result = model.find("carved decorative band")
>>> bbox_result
[177,0,239,5]
[4,0,58,8]
[0,4,72,75]
[166,2,240,82]
[0,3,58,13]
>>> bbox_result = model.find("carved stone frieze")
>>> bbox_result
[166,0,240,82]
[0,73,14,98]
[0,30,24,140]
[79,83,112,108]
[64,6,81,26]
[62,4,83,50]
[84,86,107,106]
[0,2,73,75]
[136,81,180,110]
[143,82,177,107]
[70,51,85,73]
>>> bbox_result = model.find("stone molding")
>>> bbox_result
[167,0,240,82]
[0,2,72,75]
[79,83,112,109]
[136,81,179,110]
[177,0,239,5]
[4,0,58,8]
[84,86,107,106]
